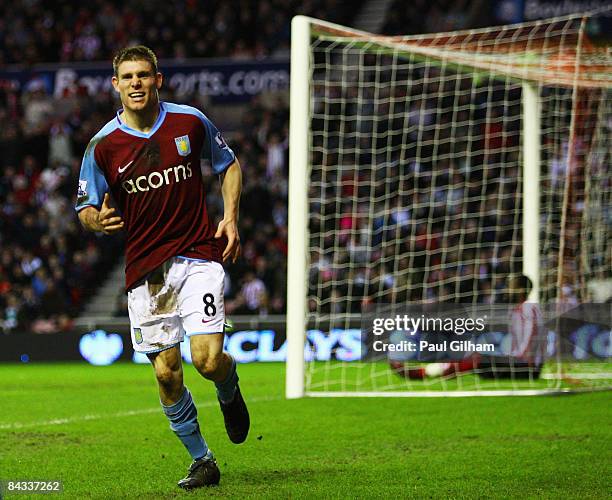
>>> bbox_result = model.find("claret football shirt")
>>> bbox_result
[75,102,235,291]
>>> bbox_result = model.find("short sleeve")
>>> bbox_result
[200,114,236,175]
[75,141,108,211]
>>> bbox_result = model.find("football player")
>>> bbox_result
[75,46,249,489]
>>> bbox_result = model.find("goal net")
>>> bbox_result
[287,10,612,397]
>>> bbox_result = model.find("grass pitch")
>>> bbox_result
[1,362,610,499]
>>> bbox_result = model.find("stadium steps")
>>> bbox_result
[79,258,125,319]
[353,0,395,33]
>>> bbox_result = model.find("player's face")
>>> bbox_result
[112,60,162,113]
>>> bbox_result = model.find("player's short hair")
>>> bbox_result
[112,46,158,77]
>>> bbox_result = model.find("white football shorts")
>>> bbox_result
[127,257,225,353]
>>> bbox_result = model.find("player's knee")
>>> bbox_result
[193,351,223,379]
[155,364,182,392]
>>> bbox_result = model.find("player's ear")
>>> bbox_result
[155,72,163,90]
[111,76,120,93]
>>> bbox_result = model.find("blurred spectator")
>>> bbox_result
[382,0,491,35]
[227,271,269,316]
[0,0,361,65]
[264,132,288,179]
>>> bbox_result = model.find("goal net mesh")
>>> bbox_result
[300,11,611,395]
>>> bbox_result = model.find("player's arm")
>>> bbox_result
[78,193,125,234]
[199,110,241,262]
[215,159,242,263]
[75,140,123,235]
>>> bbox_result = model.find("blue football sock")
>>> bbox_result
[215,355,238,404]
[162,387,209,460]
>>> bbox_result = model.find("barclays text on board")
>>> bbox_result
[98,328,364,366]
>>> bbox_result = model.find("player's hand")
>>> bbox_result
[215,218,241,263]
[97,193,124,234]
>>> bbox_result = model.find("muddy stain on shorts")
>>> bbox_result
[147,264,178,315]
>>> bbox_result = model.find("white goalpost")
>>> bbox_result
[286,11,612,398]
[286,15,311,399]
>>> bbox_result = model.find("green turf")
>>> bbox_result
[1,362,610,499]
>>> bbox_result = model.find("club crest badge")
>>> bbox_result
[134,328,143,344]
[174,135,191,156]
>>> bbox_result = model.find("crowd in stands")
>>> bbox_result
[0,74,293,332]
[0,0,360,66]
[382,0,494,35]
[307,55,536,314]
[2,1,591,333]
[0,82,123,333]
[0,0,363,333]
[214,94,291,317]
[305,7,606,314]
